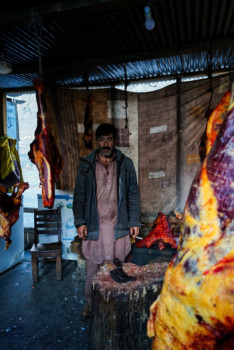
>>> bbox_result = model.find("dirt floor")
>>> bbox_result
[0,251,91,350]
[0,246,175,350]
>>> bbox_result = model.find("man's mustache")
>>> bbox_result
[101,147,111,150]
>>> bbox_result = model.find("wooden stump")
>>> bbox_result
[90,261,168,350]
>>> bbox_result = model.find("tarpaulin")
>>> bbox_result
[138,74,231,223]
[0,135,23,191]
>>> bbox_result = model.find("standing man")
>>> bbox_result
[73,123,141,318]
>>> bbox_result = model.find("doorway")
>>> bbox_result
[6,92,39,242]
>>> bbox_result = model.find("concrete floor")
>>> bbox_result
[0,250,91,350]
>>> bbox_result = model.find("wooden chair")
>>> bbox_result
[30,208,62,286]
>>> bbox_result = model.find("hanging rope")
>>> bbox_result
[30,10,43,77]
[83,65,89,94]
[206,49,213,113]
[122,65,129,129]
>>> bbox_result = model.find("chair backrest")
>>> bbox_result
[34,208,61,244]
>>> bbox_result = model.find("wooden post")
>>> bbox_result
[31,255,38,285]
[0,92,7,136]
[176,77,182,210]
[89,261,168,350]
[56,255,62,281]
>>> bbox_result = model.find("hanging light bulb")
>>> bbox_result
[144,5,155,31]
[0,60,12,75]
[0,48,12,74]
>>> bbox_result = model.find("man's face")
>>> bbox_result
[97,133,115,158]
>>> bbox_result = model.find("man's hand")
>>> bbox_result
[77,225,88,240]
[129,227,140,239]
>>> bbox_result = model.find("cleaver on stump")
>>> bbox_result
[110,258,136,283]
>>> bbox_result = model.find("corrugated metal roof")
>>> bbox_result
[0,0,233,90]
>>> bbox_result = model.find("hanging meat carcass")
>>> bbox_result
[206,90,231,154]
[147,92,234,349]
[0,182,29,250]
[28,79,63,208]
[199,90,230,163]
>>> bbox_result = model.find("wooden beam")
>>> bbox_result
[176,78,182,211]
[0,92,7,136]
[24,207,35,213]
[0,69,232,93]
[0,0,161,25]
[11,37,234,76]
[0,87,34,94]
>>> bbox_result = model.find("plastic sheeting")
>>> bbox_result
[138,74,231,223]
[41,74,231,224]
[0,136,23,191]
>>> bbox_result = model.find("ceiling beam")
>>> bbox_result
[12,37,234,75]
[0,0,161,25]
[1,68,232,93]
[65,69,233,87]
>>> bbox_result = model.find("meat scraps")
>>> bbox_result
[136,212,179,249]
[0,182,29,250]
[147,91,234,349]
[92,260,169,295]
[28,79,63,208]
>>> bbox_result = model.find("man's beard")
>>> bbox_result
[99,146,114,158]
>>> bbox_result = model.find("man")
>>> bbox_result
[73,123,141,318]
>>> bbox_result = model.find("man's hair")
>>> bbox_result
[95,123,117,139]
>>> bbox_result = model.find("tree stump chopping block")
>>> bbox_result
[90,261,169,350]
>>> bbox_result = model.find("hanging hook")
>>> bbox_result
[83,63,89,94]
[206,49,213,115]
[207,50,213,88]
[229,69,234,82]
[122,65,129,129]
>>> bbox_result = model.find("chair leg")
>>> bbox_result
[56,255,62,281]
[31,255,38,285]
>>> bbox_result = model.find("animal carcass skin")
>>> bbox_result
[206,90,230,155]
[0,182,29,250]
[28,79,63,208]
[147,94,234,349]
[199,90,230,163]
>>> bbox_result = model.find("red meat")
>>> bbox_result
[136,212,177,249]
[0,182,29,249]
[28,79,63,208]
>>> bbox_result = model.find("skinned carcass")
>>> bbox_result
[147,92,234,349]
[206,90,230,154]
[28,79,63,208]
[198,90,230,163]
[0,182,29,250]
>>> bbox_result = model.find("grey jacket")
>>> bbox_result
[73,149,141,241]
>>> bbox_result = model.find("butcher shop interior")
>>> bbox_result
[0,1,233,349]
